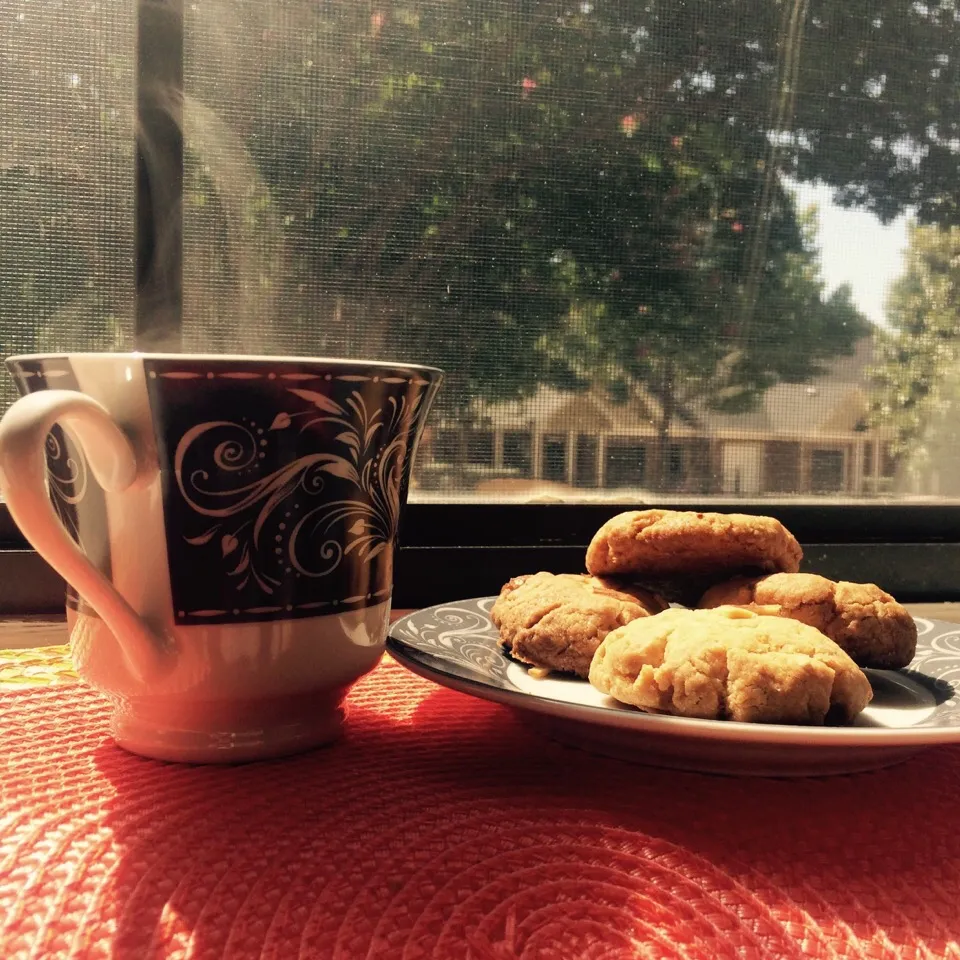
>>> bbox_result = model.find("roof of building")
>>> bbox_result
[698,337,877,439]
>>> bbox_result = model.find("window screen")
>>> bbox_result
[0,0,135,400]
[5,1,960,504]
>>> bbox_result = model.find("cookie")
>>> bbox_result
[589,606,872,724]
[585,510,802,585]
[490,572,667,678]
[699,573,917,670]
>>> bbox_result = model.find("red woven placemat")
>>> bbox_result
[2,657,960,960]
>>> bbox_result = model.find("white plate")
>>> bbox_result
[387,598,960,776]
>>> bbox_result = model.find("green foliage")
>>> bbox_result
[0,169,126,405]
[0,170,88,357]
[8,0,959,460]
[872,223,960,463]
[239,0,887,434]
[792,0,960,226]
[547,201,867,441]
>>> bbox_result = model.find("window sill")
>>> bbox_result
[2,502,960,614]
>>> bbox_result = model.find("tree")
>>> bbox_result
[546,202,867,485]
[789,0,960,226]
[0,169,126,407]
[872,222,960,492]
[0,4,133,404]
[5,0,957,488]
[231,2,879,431]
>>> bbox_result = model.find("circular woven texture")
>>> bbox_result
[3,658,960,959]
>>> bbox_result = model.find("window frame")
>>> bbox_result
[398,501,960,608]
[3,501,959,615]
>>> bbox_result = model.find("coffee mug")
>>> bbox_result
[0,353,441,762]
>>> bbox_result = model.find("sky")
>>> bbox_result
[793,181,911,329]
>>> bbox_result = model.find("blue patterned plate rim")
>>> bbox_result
[387,598,960,747]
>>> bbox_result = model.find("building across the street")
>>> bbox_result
[420,337,899,497]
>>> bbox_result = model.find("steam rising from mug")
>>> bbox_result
[4,1,409,367]
[138,0,290,355]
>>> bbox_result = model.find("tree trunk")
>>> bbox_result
[456,419,469,487]
[650,365,676,493]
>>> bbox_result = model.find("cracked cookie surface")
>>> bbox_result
[589,606,872,724]
[585,510,802,594]
[491,572,667,678]
[699,573,917,669]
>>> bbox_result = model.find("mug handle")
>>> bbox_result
[0,389,173,681]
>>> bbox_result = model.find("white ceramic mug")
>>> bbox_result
[0,353,441,762]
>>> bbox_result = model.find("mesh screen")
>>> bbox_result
[0,0,135,403]
[6,1,960,502]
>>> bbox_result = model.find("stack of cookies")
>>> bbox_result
[491,509,918,726]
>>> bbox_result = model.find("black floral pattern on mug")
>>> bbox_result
[7,356,112,613]
[145,361,438,624]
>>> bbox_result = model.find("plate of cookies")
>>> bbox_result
[387,509,960,776]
